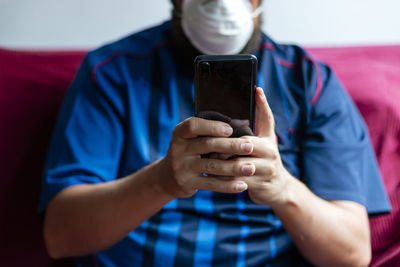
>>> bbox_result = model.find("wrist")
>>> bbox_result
[152,157,181,199]
[269,168,299,210]
[126,157,177,204]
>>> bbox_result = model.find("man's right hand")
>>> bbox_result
[159,117,256,198]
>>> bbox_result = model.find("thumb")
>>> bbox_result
[255,87,275,137]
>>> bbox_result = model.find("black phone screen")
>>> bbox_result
[194,55,258,137]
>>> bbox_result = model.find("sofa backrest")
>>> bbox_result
[0,49,85,267]
[0,46,399,266]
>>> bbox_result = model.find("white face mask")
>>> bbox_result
[181,0,264,55]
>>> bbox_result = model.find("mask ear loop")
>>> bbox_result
[252,0,266,18]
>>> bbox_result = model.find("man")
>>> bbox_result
[39,0,390,266]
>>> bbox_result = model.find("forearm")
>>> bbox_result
[44,158,174,259]
[43,117,249,259]
[271,172,371,267]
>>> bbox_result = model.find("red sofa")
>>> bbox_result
[0,46,399,266]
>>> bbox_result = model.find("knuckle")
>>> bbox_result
[169,150,185,173]
[230,139,238,151]
[211,179,229,193]
[182,140,193,155]
[171,160,182,173]
[169,143,180,158]
[172,123,182,137]
[187,118,199,134]
[171,124,181,138]
[204,137,215,148]
[258,182,270,191]
[176,177,187,189]
[205,160,218,173]
[271,151,279,161]
[173,118,190,138]
[267,111,274,122]
[234,162,243,175]
[265,165,276,177]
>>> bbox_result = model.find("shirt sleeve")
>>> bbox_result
[302,63,391,215]
[38,56,125,216]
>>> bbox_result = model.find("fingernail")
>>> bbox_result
[241,142,253,153]
[242,164,255,176]
[235,182,248,192]
[223,126,233,136]
[258,88,266,99]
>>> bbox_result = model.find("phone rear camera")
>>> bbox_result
[200,62,210,79]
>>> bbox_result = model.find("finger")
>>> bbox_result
[187,137,254,156]
[255,87,275,137]
[240,136,278,159]
[191,158,255,177]
[191,176,248,193]
[173,117,233,139]
[240,158,277,178]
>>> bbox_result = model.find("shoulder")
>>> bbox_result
[85,21,171,71]
[259,33,335,107]
[78,21,172,91]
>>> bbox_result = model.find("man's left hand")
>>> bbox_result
[236,87,292,207]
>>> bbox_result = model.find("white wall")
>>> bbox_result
[0,0,399,49]
[264,0,400,46]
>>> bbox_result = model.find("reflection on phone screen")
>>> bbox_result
[198,110,253,137]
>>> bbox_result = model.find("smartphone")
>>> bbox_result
[194,54,258,137]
